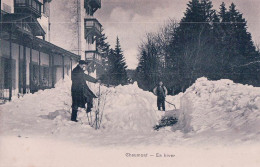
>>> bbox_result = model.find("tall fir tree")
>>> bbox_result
[96,29,110,59]
[136,49,150,90]
[219,2,228,22]
[107,37,128,86]
[220,3,259,84]
[96,29,111,84]
[168,0,215,91]
[100,48,114,85]
[96,29,110,72]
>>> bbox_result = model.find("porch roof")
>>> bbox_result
[33,37,80,60]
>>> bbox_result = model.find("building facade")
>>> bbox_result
[83,0,104,79]
[50,0,104,79]
[0,0,80,102]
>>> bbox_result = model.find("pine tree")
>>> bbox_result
[219,2,228,22]
[100,48,114,85]
[96,29,111,85]
[169,0,215,90]
[96,29,110,58]
[107,37,128,86]
[136,49,150,90]
[225,3,259,84]
[115,37,128,85]
[96,29,110,73]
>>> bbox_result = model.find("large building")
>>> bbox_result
[0,0,81,102]
[83,0,104,79]
[50,0,104,79]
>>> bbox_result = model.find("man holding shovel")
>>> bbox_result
[71,60,100,122]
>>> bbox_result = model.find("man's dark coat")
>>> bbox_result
[71,65,97,108]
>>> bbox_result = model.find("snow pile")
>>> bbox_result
[2,76,260,167]
[90,82,181,132]
[94,82,159,132]
[176,77,260,135]
[0,76,73,136]
[1,78,172,135]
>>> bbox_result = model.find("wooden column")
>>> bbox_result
[51,54,55,88]
[62,55,65,79]
[29,39,33,92]
[23,45,27,94]
[0,5,2,41]
[18,44,21,93]
[48,54,51,87]
[70,58,73,75]
[38,50,41,88]
[8,30,12,101]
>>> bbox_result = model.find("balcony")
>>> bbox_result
[14,0,42,18]
[85,51,103,65]
[84,18,102,40]
[84,0,101,15]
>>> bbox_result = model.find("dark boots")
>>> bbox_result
[71,102,94,122]
[71,106,78,122]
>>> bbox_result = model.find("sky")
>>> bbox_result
[95,0,260,69]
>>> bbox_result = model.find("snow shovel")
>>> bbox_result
[165,100,177,110]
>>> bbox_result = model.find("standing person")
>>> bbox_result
[153,81,168,111]
[71,60,100,122]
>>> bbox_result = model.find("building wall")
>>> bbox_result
[38,14,50,41]
[50,0,81,55]
[50,0,101,78]
[1,0,14,13]
[38,0,51,42]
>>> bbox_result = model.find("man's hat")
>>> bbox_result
[79,60,88,65]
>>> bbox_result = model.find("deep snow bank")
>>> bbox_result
[175,77,260,135]
[1,77,172,134]
[88,82,180,132]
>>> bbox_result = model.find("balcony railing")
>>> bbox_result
[85,51,102,65]
[14,0,42,18]
[84,18,102,39]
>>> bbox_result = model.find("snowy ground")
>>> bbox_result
[0,77,260,167]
